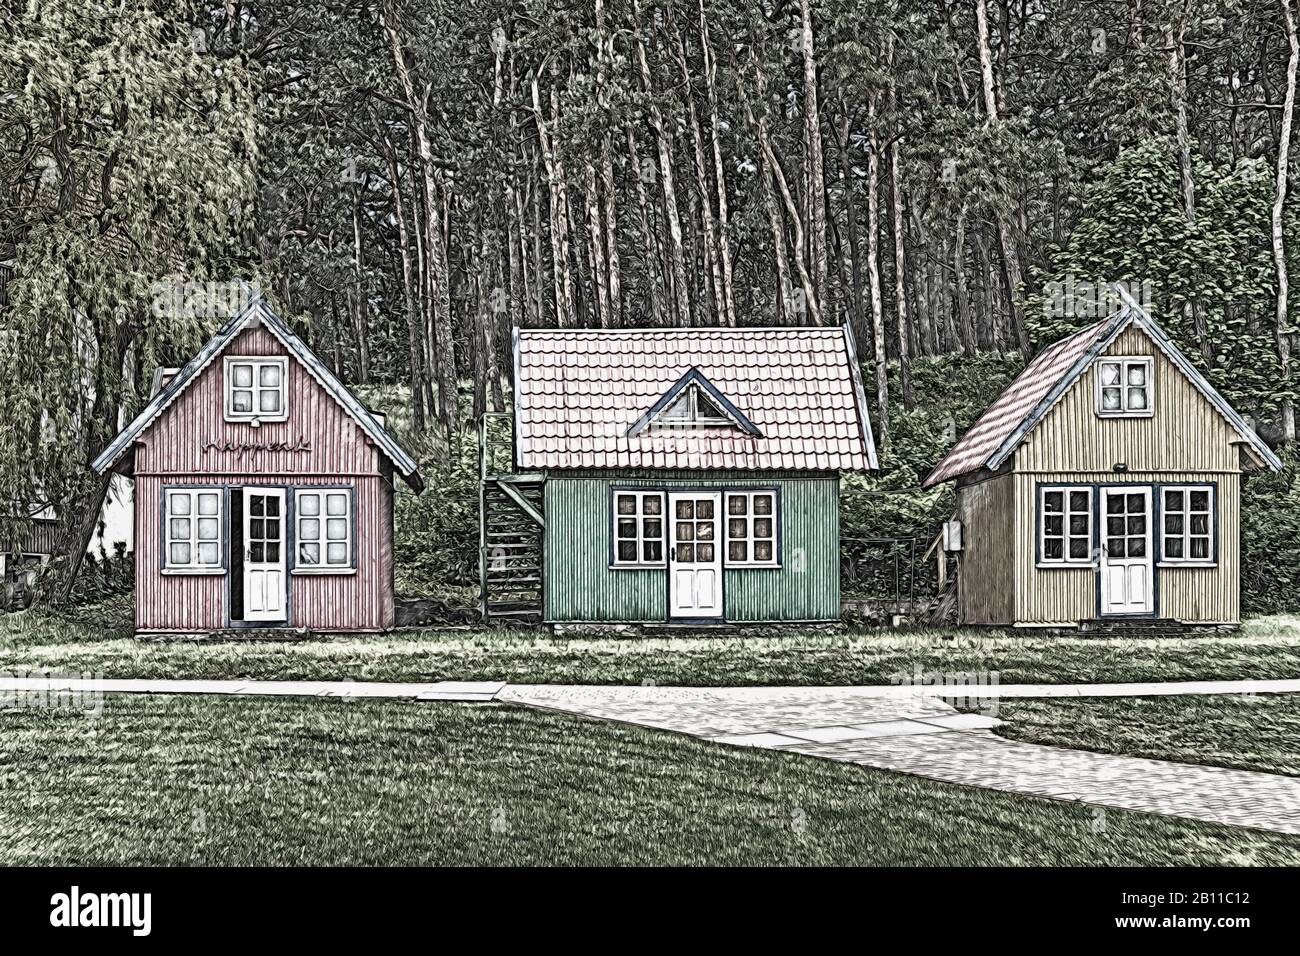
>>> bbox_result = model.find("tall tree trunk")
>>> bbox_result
[1165,9,1211,362]
[633,0,691,325]
[835,109,866,345]
[698,0,736,325]
[531,68,575,326]
[799,0,829,318]
[890,135,912,408]
[627,125,663,325]
[748,53,822,325]
[349,179,372,384]
[585,162,611,327]
[595,0,621,327]
[973,0,1029,357]
[954,205,975,353]
[1275,0,1299,442]
[383,4,456,434]
[678,37,725,324]
[381,135,429,435]
[866,90,890,446]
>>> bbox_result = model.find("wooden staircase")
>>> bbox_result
[479,412,544,624]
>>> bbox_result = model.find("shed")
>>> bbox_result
[92,294,422,636]
[923,294,1280,629]
[485,325,878,626]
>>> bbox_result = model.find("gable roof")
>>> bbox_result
[91,295,424,492]
[627,367,764,437]
[513,325,878,472]
[922,290,1280,488]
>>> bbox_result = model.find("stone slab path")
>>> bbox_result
[498,684,1300,837]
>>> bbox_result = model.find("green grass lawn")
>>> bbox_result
[1,693,1295,865]
[4,597,1300,686]
[7,598,1300,686]
[995,693,1300,778]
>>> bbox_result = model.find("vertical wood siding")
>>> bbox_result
[1016,327,1241,473]
[135,326,382,477]
[955,473,1015,624]
[544,473,839,623]
[132,326,394,633]
[135,474,392,632]
[989,324,1249,626]
[1011,471,1240,625]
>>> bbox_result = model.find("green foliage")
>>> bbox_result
[842,351,1024,539]
[0,0,255,570]
[1242,447,1300,615]
[1027,139,1290,422]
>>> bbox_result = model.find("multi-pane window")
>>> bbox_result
[225,357,288,423]
[1162,486,1213,564]
[647,385,737,431]
[164,489,222,570]
[1040,487,1092,564]
[612,491,665,566]
[1096,357,1153,416]
[725,491,778,566]
[295,489,353,570]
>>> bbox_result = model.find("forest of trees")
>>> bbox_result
[3,0,1300,596]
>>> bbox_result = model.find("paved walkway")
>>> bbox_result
[5,675,1300,835]
[498,684,1300,836]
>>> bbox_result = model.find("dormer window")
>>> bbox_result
[224,357,288,425]
[1095,357,1153,417]
[652,384,734,430]
[628,368,763,437]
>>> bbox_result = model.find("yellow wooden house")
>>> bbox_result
[924,293,1280,630]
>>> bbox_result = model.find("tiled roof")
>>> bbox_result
[922,317,1118,487]
[513,326,877,472]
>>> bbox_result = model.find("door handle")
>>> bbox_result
[670,547,676,561]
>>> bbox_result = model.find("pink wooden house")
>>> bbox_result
[92,296,423,636]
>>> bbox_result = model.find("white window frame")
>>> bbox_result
[724,491,780,568]
[1094,356,1154,418]
[1038,485,1094,567]
[646,384,742,431]
[294,488,355,573]
[224,356,289,425]
[610,490,666,568]
[162,488,224,574]
[1159,484,1215,567]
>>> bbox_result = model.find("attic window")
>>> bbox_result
[628,369,762,437]
[650,385,735,430]
[1095,357,1153,417]
[225,356,288,425]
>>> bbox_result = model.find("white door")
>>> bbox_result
[668,492,723,619]
[1100,487,1153,615]
[243,488,287,622]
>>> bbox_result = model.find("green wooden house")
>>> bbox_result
[481,326,877,625]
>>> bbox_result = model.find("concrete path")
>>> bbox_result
[498,684,1300,837]
[5,675,1300,835]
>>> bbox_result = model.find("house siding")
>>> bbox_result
[954,473,1015,625]
[131,325,394,633]
[1002,324,1244,626]
[1015,327,1241,474]
[948,325,1250,628]
[1010,471,1240,626]
[543,473,839,623]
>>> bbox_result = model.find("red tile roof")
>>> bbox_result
[922,318,1116,487]
[513,327,877,472]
